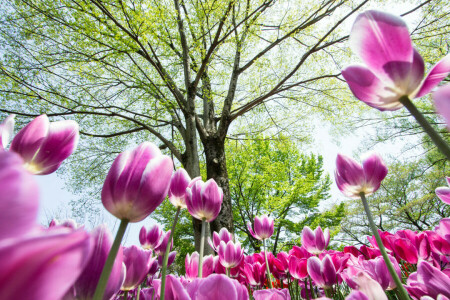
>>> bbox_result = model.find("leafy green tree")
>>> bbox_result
[227,136,344,253]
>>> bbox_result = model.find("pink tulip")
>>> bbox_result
[187,274,248,300]
[393,237,418,264]
[0,114,15,150]
[169,168,192,209]
[185,252,214,280]
[405,260,450,299]
[247,215,274,240]
[307,255,337,288]
[433,85,450,129]
[9,114,79,175]
[139,224,163,250]
[154,229,173,255]
[218,240,244,269]
[242,262,266,287]
[253,288,291,300]
[156,275,191,300]
[158,251,177,268]
[289,256,308,280]
[301,226,330,255]
[67,225,124,300]
[209,227,234,252]
[350,271,387,300]
[342,10,450,111]
[122,245,152,291]
[101,142,173,222]
[436,177,450,205]
[335,152,388,198]
[0,227,92,300]
[0,151,39,240]
[186,179,223,222]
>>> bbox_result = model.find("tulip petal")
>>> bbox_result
[416,54,450,98]
[195,274,237,300]
[0,114,15,150]
[433,84,450,129]
[362,152,388,194]
[349,11,413,83]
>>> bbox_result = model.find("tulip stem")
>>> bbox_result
[93,219,129,300]
[123,291,128,300]
[160,206,181,300]
[359,192,410,300]
[198,218,206,278]
[226,267,230,277]
[136,285,140,300]
[304,279,309,300]
[263,239,273,289]
[400,96,450,160]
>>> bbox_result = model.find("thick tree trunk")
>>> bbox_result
[204,135,234,235]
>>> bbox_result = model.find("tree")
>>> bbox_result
[227,136,344,253]
[1,0,432,248]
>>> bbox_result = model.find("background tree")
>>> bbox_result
[227,136,345,254]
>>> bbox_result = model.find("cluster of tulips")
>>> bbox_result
[0,8,450,300]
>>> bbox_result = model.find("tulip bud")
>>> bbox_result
[218,240,244,269]
[139,224,163,250]
[101,142,173,222]
[301,226,330,255]
[169,168,191,209]
[186,179,223,222]
[122,245,153,291]
[247,215,274,240]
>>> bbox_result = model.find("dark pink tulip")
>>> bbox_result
[243,262,266,287]
[10,114,79,175]
[122,245,152,291]
[436,218,450,241]
[155,230,173,255]
[359,255,401,290]
[169,168,191,209]
[289,256,308,280]
[158,251,177,268]
[147,256,159,277]
[434,85,450,129]
[393,237,418,264]
[427,231,450,256]
[307,255,337,288]
[253,288,291,300]
[301,226,330,255]
[102,142,173,222]
[247,215,274,240]
[0,227,92,300]
[359,245,381,259]
[188,274,247,300]
[139,224,163,250]
[344,246,362,258]
[185,252,214,280]
[68,225,124,300]
[0,151,39,240]
[291,245,313,259]
[209,227,233,252]
[436,177,450,205]
[0,114,15,150]
[218,240,244,269]
[186,179,223,222]
[342,10,450,111]
[335,152,388,198]
[405,260,450,299]
[158,275,191,300]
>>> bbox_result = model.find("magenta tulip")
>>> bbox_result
[434,85,450,129]
[68,225,124,300]
[156,275,191,300]
[405,261,450,299]
[289,257,308,280]
[169,168,192,209]
[188,274,248,300]
[247,215,274,240]
[307,255,337,288]
[9,114,79,175]
[350,271,387,300]
[358,255,401,290]
[393,237,418,264]
[335,152,388,198]
[218,240,244,269]
[0,227,92,300]
[342,10,450,111]
[139,224,163,250]
[185,252,214,280]
[253,289,291,300]
[0,114,15,150]
[436,177,450,205]
[158,251,177,268]
[101,142,173,222]
[121,245,152,291]
[242,262,266,287]
[154,229,173,255]
[186,179,223,222]
[301,226,330,255]
[0,151,39,240]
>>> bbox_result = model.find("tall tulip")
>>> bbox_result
[342,10,450,159]
[9,114,79,175]
[186,179,223,278]
[95,142,172,300]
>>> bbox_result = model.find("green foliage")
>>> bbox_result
[226,135,343,253]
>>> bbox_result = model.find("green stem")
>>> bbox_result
[304,279,309,300]
[226,267,230,277]
[198,218,206,278]
[263,239,273,289]
[93,219,129,300]
[360,192,410,300]
[400,96,450,160]
[136,285,140,300]
[309,277,315,299]
[123,291,128,300]
[160,207,181,300]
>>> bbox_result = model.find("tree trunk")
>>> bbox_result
[204,135,234,235]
